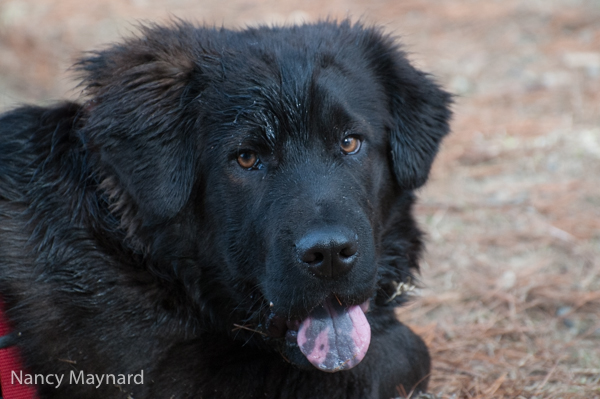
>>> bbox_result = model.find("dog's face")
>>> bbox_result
[201,48,391,312]
[78,22,451,372]
[198,55,392,368]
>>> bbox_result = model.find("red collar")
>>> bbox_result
[0,297,38,399]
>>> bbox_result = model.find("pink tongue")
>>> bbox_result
[297,298,371,372]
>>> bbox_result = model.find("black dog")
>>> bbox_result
[0,21,451,398]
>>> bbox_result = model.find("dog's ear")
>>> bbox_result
[77,24,212,223]
[363,29,452,189]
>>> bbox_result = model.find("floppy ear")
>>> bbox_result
[364,30,452,189]
[77,24,210,223]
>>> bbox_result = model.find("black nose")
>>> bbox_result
[296,228,358,279]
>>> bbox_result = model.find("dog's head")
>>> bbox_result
[77,21,451,372]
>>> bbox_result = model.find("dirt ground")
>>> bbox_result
[1,0,599,398]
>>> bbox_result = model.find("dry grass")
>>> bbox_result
[1,0,599,397]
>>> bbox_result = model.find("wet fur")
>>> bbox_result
[0,21,451,398]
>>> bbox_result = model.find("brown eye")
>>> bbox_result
[237,151,259,169]
[340,136,361,155]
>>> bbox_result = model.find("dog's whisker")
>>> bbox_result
[232,323,267,337]
[334,293,342,306]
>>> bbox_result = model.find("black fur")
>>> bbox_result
[0,21,451,398]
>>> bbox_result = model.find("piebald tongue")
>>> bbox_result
[297,297,371,372]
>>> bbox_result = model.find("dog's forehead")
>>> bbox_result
[214,41,388,148]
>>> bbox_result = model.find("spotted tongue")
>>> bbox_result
[297,297,371,372]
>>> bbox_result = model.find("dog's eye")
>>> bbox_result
[237,151,260,169]
[340,136,362,155]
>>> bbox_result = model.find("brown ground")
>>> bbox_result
[1,0,599,398]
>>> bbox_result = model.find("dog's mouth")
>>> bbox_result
[264,296,371,372]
